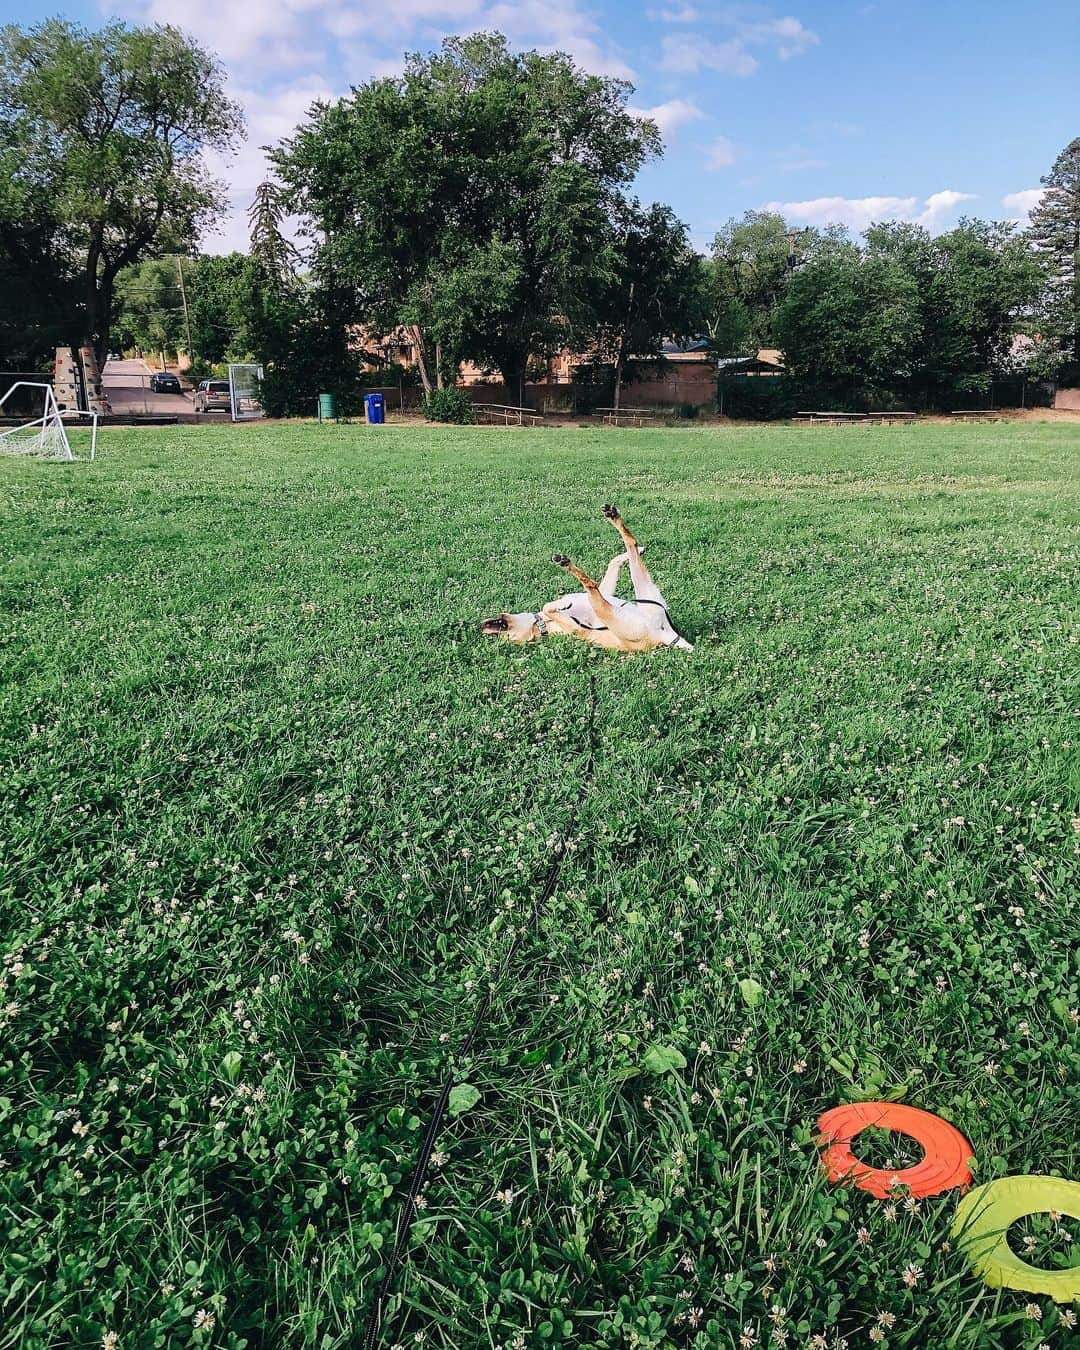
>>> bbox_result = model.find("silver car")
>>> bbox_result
[194,379,231,413]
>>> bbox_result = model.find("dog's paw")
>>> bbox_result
[552,553,571,568]
[602,503,620,520]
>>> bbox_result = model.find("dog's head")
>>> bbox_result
[480,611,544,643]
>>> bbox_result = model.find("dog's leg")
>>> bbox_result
[598,546,647,597]
[552,554,622,629]
[601,505,665,605]
[599,552,628,596]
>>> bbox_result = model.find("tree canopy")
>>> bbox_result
[588,199,705,405]
[113,259,186,360]
[274,32,662,398]
[0,19,241,364]
[774,220,1042,407]
[1028,136,1080,378]
[705,212,826,355]
[0,147,77,368]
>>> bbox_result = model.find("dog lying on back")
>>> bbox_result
[481,505,692,652]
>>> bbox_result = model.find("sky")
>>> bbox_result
[5,0,1078,254]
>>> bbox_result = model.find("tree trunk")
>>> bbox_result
[410,325,433,395]
[84,239,102,359]
[89,264,117,372]
[613,279,635,412]
[1073,221,1080,365]
[499,354,527,408]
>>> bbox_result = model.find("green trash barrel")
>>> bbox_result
[317,392,337,421]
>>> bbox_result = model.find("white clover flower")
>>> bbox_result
[902,1263,923,1288]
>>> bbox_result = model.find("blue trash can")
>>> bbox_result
[365,392,385,425]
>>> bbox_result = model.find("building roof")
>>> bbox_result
[717,349,786,375]
[660,338,714,360]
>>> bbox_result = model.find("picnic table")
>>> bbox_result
[795,410,918,426]
[949,409,1004,423]
[597,405,661,428]
[794,410,871,425]
[474,403,542,427]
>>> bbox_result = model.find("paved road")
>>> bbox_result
[102,358,195,417]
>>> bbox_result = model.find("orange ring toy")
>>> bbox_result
[818,1102,974,1199]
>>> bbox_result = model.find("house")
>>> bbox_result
[618,339,719,407]
[660,338,714,363]
[351,326,420,372]
[717,349,785,377]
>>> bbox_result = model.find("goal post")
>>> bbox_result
[228,363,265,422]
[0,382,98,461]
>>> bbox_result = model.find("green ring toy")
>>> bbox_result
[952,1175,1080,1303]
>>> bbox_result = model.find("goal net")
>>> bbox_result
[0,382,97,461]
[228,363,265,421]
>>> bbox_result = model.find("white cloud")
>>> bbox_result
[646,2,700,20]
[658,13,818,74]
[1002,188,1044,223]
[811,119,862,139]
[630,98,705,140]
[201,80,336,253]
[104,0,636,250]
[115,0,319,73]
[706,136,738,170]
[660,33,758,75]
[763,190,975,233]
[484,0,636,78]
[919,189,975,226]
[748,16,819,60]
[774,144,827,172]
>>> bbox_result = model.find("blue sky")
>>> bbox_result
[6,0,1078,253]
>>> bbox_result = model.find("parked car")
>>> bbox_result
[194,379,232,413]
[149,371,183,394]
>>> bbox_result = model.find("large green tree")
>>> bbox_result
[185,253,250,366]
[591,199,705,407]
[0,117,79,367]
[274,32,661,400]
[1027,136,1080,377]
[0,19,242,365]
[774,237,920,404]
[113,258,187,363]
[705,212,824,354]
[775,219,1043,408]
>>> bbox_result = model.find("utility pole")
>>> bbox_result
[175,256,194,366]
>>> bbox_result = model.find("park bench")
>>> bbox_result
[597,406,661,428]
[950,410,1004,423]
[795,410,871,425]
[474,403,542,427]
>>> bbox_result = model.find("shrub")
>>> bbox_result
[678,402,699,419]
[184,356,215,384]
[422,387,475,424]
[717,377,821,420]
[259,319,365,419]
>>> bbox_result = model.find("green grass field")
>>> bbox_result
[1,421,1078,1349]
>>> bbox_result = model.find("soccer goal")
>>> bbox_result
[0,382,98,461]
[228,363,265,422]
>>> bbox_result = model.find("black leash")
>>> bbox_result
[364,673,599,1350]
